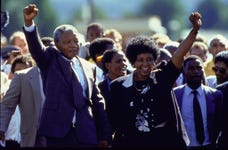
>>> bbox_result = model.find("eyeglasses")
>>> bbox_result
[212,66,227,74]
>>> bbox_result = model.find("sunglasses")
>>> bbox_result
[212,66,227,74]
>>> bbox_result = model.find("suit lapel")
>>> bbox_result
[77,57,90,98]
[203,85,213,115]
[57,54,72,85]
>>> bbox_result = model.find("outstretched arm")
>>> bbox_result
[171,12,202,69]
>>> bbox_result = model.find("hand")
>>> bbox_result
[97,140,109,148]
[23,4,39,26]
[0,131,5,144]
[189,12,202,32]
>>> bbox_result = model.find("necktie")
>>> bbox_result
[192,90,205,145]
[70,61,84,109]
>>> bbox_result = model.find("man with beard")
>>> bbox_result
[174,55,223,149]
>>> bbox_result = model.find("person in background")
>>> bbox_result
[104,28,123,50]
[174,55,222,149]
[107,12,202,148]
[152,33,171,48]
[216,81,228,149]
[0,72,10,102]
[98,49,128,108]
[98,49,129,147]
[78,22,104,60]
[163,41,186,87]
[204,34,228,76]
[163,41,179,57]
[156,48,172,65]
[190,41,209,63]
[89,37,115,82]
[22,4,110,148]
[1,45,21,75]
[9,31,29,55]
[8,55,35,80]
[0,55,36,148]
[206,51,228,88]
[41,37,55,47]
[1,33,8,48]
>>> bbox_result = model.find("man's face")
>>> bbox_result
[184,59,204,85]
[87,27,103,42]
[213,61,228,84]
[209,39,226,57]
[190,47,207,62]
[55,31,80,59]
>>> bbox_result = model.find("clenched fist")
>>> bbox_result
[23,4,39,27]
[189,12,202,32]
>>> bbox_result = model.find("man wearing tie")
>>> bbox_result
[174,55,223,149]
[22,4,110,148]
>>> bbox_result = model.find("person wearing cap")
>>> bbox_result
[1,45,21,75]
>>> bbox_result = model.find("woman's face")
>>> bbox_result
[106,52,127,80]
[134,53,155,80]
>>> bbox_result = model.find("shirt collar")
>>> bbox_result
[62,56,80,66]
[185,84,203,96]
[122,71,156,88]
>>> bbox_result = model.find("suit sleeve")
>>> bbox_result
[23,26,50,70]
[0,73,21,132]
[90,66,111,141]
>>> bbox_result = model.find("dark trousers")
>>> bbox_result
[46,126,97,148]
[5,140,20,148]
[187,144,216,150]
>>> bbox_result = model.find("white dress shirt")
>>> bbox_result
[181,85,210,147]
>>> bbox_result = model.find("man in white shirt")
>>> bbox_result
[174,55,223,149]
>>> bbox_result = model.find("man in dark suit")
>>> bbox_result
[216,81,228,148]
[22,4,110,148]
[174,55,223,149]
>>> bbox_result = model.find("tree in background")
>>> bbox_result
[197,0,228,29]
[1,0,58,39]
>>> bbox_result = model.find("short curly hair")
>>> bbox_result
[125,35,160,65]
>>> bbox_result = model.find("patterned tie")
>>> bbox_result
[192,90,205,145]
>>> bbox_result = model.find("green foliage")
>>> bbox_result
[1,0,59,39]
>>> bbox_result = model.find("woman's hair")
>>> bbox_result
[214,51,228,67]
[101,49,123,74]
[89,37,115,62]
[125,35,160,65]
[11,55,35,73]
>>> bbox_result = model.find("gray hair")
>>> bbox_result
[53,24,78,43]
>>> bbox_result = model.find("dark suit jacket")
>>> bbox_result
[174,84,223,145]
[216,81,228,148]
[23,27,110,145]
[98,76,110,107]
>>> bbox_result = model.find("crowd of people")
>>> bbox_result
[0,3,228,149]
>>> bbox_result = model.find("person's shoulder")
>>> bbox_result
[111,75,129,86]
[14,67,35,75]
[173,84,185,92]
[216,81,228,89]
[78,57,94,66]
[203,84,222,95]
